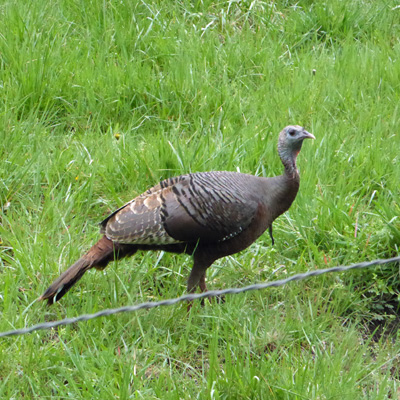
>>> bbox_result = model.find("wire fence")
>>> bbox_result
[1,255,399,338]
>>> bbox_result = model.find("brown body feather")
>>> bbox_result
[40,126,314,305]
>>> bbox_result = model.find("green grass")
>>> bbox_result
[1,0,400,397]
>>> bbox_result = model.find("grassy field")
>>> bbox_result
[1,0,400,398]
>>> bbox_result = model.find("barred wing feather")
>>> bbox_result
[100,172,260,245]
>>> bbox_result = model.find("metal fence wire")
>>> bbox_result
[1,255,399,338]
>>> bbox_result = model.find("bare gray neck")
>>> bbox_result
[278,147,300,180]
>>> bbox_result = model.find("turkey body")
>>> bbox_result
[40,125,314,305]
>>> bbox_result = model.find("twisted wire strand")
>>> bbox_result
[1,255,399,338]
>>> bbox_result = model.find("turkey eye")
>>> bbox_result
[288,129,296,136]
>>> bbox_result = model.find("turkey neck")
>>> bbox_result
[278,141,302,180]
[260,146,301,221]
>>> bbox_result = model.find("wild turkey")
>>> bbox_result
[40,125,315,305]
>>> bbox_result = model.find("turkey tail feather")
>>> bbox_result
[39,257,91,305]
[40,235,116,305]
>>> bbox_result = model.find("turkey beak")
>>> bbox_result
[302,130,315,140]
